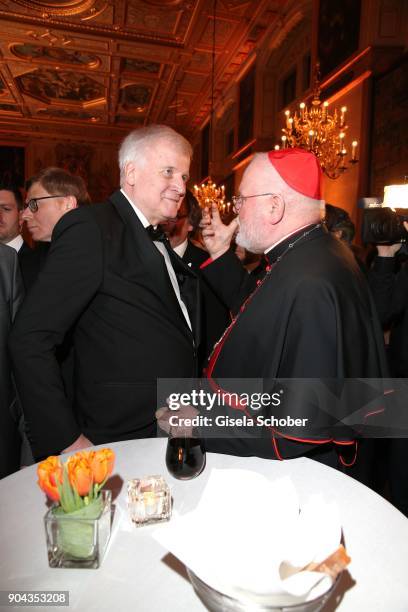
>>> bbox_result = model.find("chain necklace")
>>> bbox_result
[207,223,322,364]
[273,222,321,264]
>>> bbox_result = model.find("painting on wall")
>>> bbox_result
[370,56,408,197]
[0,145,25,187]
[318,0,361,78]
[238,66,255,149]
[279,68,297,109]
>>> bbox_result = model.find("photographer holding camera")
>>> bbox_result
[368,220,408,517]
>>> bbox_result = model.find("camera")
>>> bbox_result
[359,196,408,244]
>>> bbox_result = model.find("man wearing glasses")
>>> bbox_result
[10,125,199,461]
[22,167,90,243]
[199,148,388,477]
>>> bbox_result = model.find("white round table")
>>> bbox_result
[0,438,407,611]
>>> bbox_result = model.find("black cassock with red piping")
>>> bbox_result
[201,224,388,463]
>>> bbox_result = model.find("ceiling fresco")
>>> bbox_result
[119,84,152,112]
[4,0,109,19]
[17,68,104,103]
[10,44,100,68]
[0,0,288,137]
[36,108,102,120]
[122,58,161,75]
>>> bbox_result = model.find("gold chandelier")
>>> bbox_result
[193,181,231,215]
[278,69,359,180]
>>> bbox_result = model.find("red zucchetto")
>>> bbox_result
[267,148,322,199]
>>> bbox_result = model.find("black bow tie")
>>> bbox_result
[146,225,167,243]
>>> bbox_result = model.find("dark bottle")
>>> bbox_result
[165,436,206,480]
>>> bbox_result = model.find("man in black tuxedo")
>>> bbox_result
[0,243,24,478]
[10,125,199,460]
[161,190,230,369]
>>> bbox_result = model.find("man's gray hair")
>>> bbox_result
[118,124,193,185]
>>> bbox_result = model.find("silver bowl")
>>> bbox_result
[187,568,341,612]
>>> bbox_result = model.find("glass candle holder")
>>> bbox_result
[44,490,112,569]
[127,475,171,527]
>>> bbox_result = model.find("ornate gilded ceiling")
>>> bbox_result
[0,0,288,138]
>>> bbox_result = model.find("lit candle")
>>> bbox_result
[281,135,287,148]
[144,491,157,516]
[308,129,314,149]
[323,101,328,121]
[288,117,293,133]
[127,476,171,527]
[274,144,280,150]
[300,102,305,120]
[351,140,358,161]
[340,106,347,127]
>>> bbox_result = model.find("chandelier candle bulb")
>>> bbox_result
[351,140,358,161]
[340,106,347,127]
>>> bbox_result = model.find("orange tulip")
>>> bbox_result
[66,454,93,496]
[37,456,63,502]
[89,448,115,484]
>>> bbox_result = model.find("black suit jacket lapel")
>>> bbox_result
[168,246,201,348]
[108,190,199,343]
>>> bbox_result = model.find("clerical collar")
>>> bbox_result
[265,223,323,264]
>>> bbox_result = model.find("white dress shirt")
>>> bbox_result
[120,189,192,331]
[6,234,24,252]
[173,239,188,259]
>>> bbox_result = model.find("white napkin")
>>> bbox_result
[153,469,342,604]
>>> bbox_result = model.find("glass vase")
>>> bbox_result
[44,490,111,569]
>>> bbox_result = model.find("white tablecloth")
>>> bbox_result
[1,438,408,611]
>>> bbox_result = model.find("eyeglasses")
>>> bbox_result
[231,193,274,213]
[24,195,65,213]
